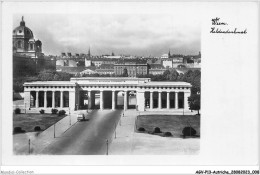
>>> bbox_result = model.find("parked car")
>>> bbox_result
[77,114,86,122]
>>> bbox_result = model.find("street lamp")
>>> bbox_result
[69,108,71,126]
[86,93,89,113]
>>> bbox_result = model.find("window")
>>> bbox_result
[17,40,22,48]
[30,43,34,50]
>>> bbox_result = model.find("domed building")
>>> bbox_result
[13,16,43,58]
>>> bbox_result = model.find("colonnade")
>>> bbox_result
[77,90,190,111]
[78,90,130,111]
[30,90,69,108]
[149,91,179,110]
[23,78,192,112]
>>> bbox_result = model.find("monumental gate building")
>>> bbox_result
[23,77,191,112]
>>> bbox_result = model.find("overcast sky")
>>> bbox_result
[14,14,200,57]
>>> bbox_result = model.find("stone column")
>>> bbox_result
[184,91,191,110]
[60,91,64,108]
[158,91,162,109]
[100,90,104,110]
[175,92,178,109]
[36,91,39,108]
[91,91,95,109]
[52,91,55,108]
[150,92,153,109]
[115,91,118,109]
[112,90,116,110]
[69,91,76,111]
[124,91,128,111]
[44,91,47,108]
[136,91,145,111]
[88,91,92,109]
[24,91,31,109]
[167,92,170,109]
[76,90,80,110]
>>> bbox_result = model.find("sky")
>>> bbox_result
[13,14,201,57]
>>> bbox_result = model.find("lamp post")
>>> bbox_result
[69,108,71,126]
[106,139,109,155]
[54,124,56,138]
[86,93,88,113]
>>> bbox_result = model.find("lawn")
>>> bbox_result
[136,115,200,138]
[13,113,66,134]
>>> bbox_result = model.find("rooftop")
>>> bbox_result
[140,81,191,87]
[24,81,75,86]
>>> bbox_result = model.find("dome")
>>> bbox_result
[13,16,34,39]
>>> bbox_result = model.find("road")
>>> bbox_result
[40,110,122,155]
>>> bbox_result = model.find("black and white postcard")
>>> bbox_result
[1,1,259,175]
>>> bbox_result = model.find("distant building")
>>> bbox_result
[80,69,97,75]
[13,17,55,77]
[103,55,122,59]
[96,64,114,75]
[149,64,166,75]
[114,63,148,77]
[162,60,173,68]
[85,59,92,67]
[56,60,66,67]
[56,66,86,75]
[160,54,169,59]
[13,16,43,59]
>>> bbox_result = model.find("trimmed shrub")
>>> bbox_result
[182,127,196,137]
[153,127,161,133]
[58,110,66,116]
[14,108,21,114]
[51,108,58,114]
[163,132,172,137]
[39,109,45,114]
[138,127,146,132]
[34,126,41,131]
[13,127,24,133]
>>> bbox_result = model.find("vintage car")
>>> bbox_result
[77,114,86,122]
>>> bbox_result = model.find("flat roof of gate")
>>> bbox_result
[141,81,192,87]
[24,81,76,86]
[70,77,151,83]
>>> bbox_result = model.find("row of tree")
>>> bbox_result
[13,70,72,92]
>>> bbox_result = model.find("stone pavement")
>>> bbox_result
[109,109,137,155]
[13,110,91,155]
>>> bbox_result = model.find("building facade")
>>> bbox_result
[23,77,191,112]
[13,16,43,59]
[114,63,148,77]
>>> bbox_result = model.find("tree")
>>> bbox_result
[183,70,194,83]
[188,93,200,115]
[53,72,72,81]
[38,70,71,81]
[37,70,55,81]
[168,69,179,81]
